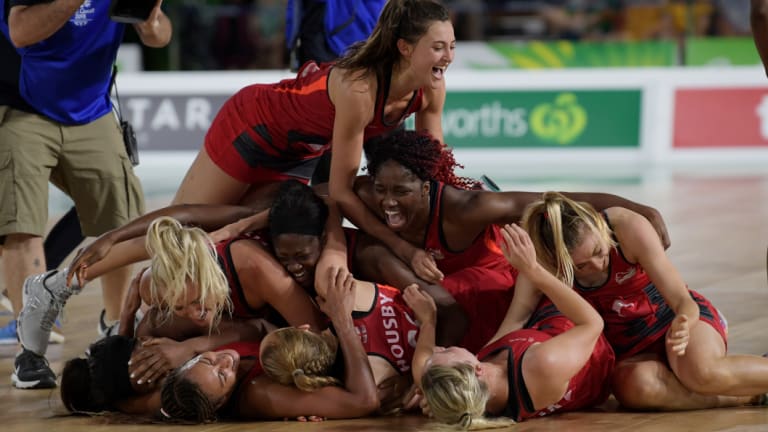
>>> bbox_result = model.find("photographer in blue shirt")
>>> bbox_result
[1,0,171,389]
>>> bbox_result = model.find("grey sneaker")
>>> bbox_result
[97,309,119,339]
[18,269,80,356]
[97,308,144,340]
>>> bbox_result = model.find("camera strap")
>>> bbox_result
[109,64,125,123]
[109,64,140,166]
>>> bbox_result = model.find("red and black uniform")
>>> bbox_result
[205,61,423,184]
[424,181,517,353]
[477,299,615,422]
[574,216,728,361]
[350,284,419,374]
[215,232,275,320]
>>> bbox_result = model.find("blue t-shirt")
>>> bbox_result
[286,0,384,57]
[10,0,124,124]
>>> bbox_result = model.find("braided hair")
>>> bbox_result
[364,129,479,190]
[159,365,221,423]
[260,327,341,392]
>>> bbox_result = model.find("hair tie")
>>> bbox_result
[160,407,172,419]
[459,412,472,428]
[292,368,305,378]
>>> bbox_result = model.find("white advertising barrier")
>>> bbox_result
[115,66,768,180]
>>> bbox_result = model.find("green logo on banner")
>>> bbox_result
[530,93,587,145]
[425,89,641,148]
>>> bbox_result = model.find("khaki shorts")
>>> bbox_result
[0,106,144,237]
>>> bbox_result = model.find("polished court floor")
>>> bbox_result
[1,162,767,431]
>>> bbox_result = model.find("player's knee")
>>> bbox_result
[677,362,726,395]
[611,362,665,410]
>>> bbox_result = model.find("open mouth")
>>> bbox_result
[384,209,406,229]
[432,65,446,80]
[194,309,210,325]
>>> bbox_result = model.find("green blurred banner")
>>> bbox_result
[424,90,642,148]
[685,37,761,66]
[483,40,676,69]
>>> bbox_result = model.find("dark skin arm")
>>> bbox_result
[443,188,670,251]
[352,232,468,347]
[234,240,327,332]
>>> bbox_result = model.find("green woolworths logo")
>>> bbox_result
[530,93,587,145]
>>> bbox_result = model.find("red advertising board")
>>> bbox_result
[673,88,768,148]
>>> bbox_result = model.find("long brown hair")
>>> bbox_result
[335,0,450,81]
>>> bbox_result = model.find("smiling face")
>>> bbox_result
[400,20,455,89]
[372,160,431,233]
[139,271,214,328]
[170,281,214,327]
[182,350,240,409]
[272,234,322,289]
[570,227,611,286]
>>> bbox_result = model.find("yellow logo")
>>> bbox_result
[530,93,587,145]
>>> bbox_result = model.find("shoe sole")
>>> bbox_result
[49,330,65,344]
[11,373,56,389]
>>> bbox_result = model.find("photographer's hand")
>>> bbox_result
[133,0,172,48]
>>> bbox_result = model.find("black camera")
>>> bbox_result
[109,0,156,24]
[121,121,139,166]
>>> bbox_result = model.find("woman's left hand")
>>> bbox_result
[667,314,690,356]
[316,267,355,322]
[128,337,194,385]
[500,224,539,274]
[402,284,437,326]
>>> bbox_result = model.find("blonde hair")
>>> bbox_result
[145,216,232,329]
[421,363,515,430]
[521,192,615,287]
[260,328,340,392]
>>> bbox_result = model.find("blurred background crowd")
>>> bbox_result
[132,0,752,71]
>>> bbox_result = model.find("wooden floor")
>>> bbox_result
[2,166,768,431]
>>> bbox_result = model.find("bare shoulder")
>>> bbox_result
[606,206,650,230]
[329,68,377,129]
[441,185,477,214]
[606,207,661,259]
[330,68,376,102]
